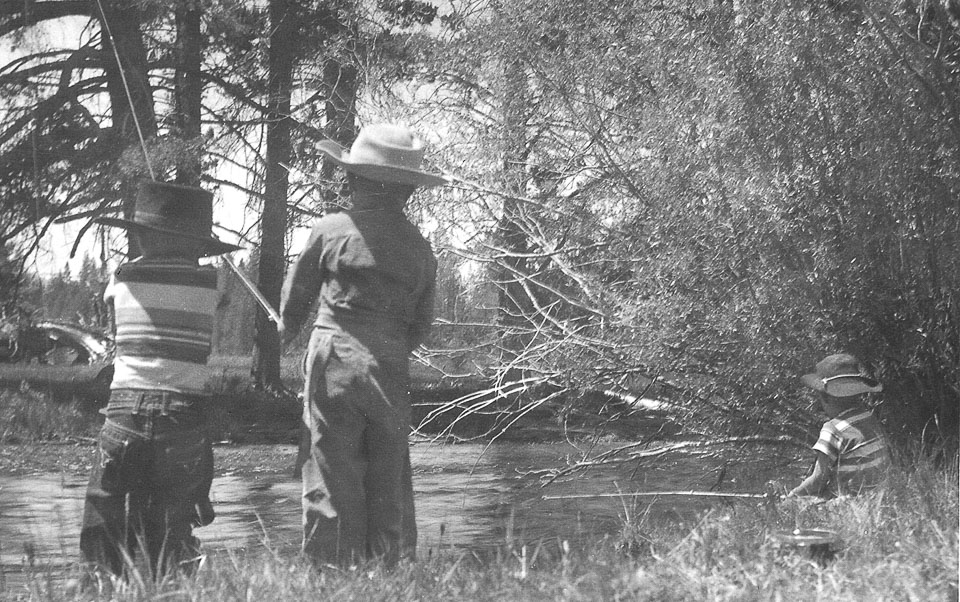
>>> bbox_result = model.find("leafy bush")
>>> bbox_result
[407,0,958,448]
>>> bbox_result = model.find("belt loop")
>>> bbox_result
[132,391,145,415]
[161,391,171,416]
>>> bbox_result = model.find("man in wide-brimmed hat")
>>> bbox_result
[787,353,891,498]
[279,123,444,567]
[78,180,239,582]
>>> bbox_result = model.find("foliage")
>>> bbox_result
[387,0,960,447]
[0,241,31,318]
[0,0,160,253]
[1,0,957,448]
[37,255,111,330]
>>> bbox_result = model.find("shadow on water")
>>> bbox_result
[0,441,803,586]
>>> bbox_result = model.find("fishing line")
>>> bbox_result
[93,0,155,180]
[542,490,774,501]
[89,9,279,328]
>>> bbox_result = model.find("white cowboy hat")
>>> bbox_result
[316,123,448,188]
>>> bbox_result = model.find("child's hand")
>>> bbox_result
[278,320,297,347]
[764,480,789,500]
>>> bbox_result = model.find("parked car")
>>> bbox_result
[0,321,114,404]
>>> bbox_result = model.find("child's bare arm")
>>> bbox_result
[787,451,832,497]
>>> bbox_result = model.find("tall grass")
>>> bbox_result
[614,450,959,601]
[13,450,957,601]
[0,388,99,443]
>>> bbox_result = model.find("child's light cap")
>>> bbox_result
[800,353,882,397]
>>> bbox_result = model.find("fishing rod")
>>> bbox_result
[222,254,282,325]
[542,490,774,501]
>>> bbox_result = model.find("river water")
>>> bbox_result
[0,441,803,582]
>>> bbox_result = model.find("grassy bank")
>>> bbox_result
[0,388,100,444]
[6,452,957,601]
[0,384,299,449]
[1,382,957,601]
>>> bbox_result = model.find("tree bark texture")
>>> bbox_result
[317,7,360,213]
[92,0,157,258]
[496,56,533,363]
[174,3,203,187]
[252,0,297,390]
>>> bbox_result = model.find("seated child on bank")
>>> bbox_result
[787,353,891,498]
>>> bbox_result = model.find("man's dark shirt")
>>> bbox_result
[280,201,437,352]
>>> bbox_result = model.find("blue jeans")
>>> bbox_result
[301,328,417,567]
[79,389,214,577]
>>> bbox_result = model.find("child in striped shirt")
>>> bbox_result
[78,181,239,581]
[787,353,891,498]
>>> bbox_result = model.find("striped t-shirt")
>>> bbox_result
[813,406,890,495]
[105,258,218,395]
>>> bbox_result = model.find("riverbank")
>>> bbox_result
[1,390,957,601]
[0,367,679,451]
[0,377,656,477]
[5,451,956,602]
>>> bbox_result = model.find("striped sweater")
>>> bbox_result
[813,406,891,495]
[105,258,218,395]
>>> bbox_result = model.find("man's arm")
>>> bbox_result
[279,226,325,345]
[406,253,437,352]
[787,450,833,497]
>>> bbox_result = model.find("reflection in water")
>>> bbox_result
[0,474,85,572]
[0,442,801,578]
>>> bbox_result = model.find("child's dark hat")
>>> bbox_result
[800,353,882,397]
[95,180,241,257]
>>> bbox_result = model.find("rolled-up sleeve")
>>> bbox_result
[812,422,843,462]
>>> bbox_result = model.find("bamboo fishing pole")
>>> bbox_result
[542,490,774,501]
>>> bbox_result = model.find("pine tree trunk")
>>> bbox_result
[252,0,296,391]
[93,0,157,258]
[318,11,360,212]
[174,3,203,186]
[496,56,533,371]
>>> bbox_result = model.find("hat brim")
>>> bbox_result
[317,140,449,188]
[94,217,242,257]
[800,373,883,397]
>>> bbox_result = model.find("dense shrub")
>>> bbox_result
[406,0,958,449]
